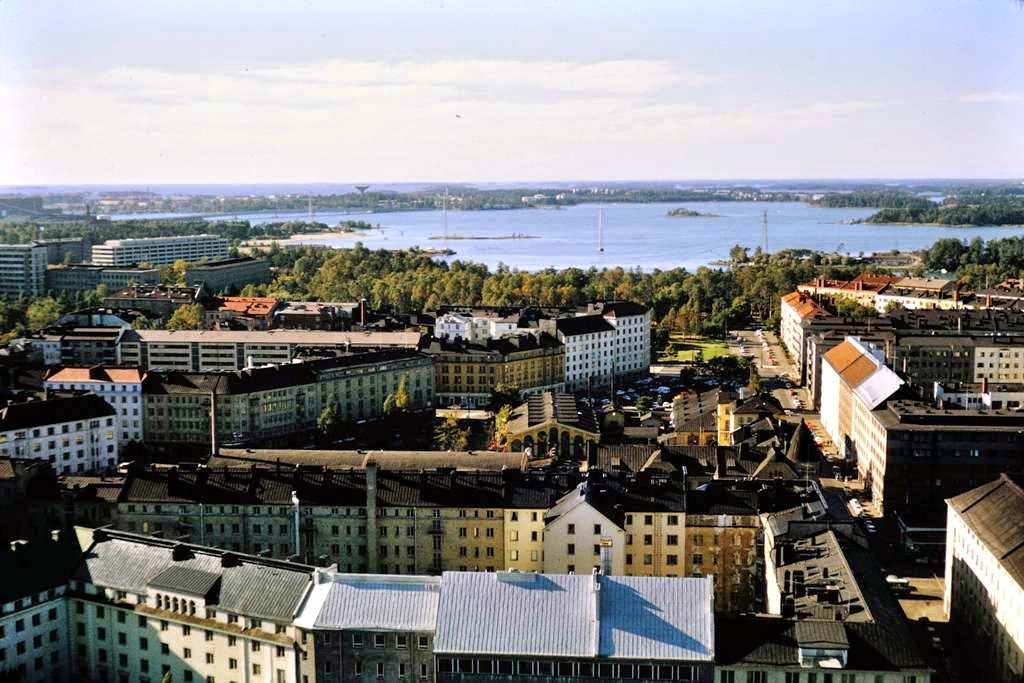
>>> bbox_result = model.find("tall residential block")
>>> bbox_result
[91,235,230,266]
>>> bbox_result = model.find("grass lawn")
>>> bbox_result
[659,335,732,363]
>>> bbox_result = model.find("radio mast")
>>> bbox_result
[597,208,605,253]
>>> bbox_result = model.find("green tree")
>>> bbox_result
[26,297,62,330]
[317,403,341,437]
[489,382,520,411]
[434,415,470,451]
[166,304,206,331]
[747,364,764,395]
[490,404,513,450]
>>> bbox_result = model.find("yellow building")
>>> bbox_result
[506,391,600,459]
[428,331,564,407]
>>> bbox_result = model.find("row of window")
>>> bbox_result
[438,657,699,680]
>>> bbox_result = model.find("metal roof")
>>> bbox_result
[147,565,221,597]
[434,572,714,662]
[296,573,440,632]
[948,473,1024,588]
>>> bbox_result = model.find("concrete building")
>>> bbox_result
[43,366,146,444]
[583,301,652,379]
[945,474,1024,683]
[779,291,830,370]
[45,264,161,294]
[0,395,118,474]
[506,392,600,459]
[118,329,422,371]
[427,332,564,407]
[433,572,715,683]
[545,315,616,391]
[91,234,230,266]
[874,276,962,312]
[275,302,363,331]
[183,257,272,291]
[35,236,86,264]
[933,379,1024,411]
[0,243,47,297]
[56,327,126,366]
[797,273,901,309]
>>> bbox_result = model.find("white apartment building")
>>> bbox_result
[0,395,119,474]
[589,301,652,376]
[974,343,1024,383]
[44,367,146,444]
[0,243,47,297]
[779,291,829,370]
[434,312,518,344]
[90,235,230,266]
[945,474,1024,683]
[542,482,627,575]
[551,315,616,391]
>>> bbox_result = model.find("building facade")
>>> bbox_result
[0,243,47,297]
[779,291,829,370]
[44,366,146,444]
[0,395,118,474]
[46,264,162,293]
[184,257,272,292]
[91,234,230,266]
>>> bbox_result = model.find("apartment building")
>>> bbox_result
[945,474,1024,683]
[433,572,715,683]
[0,242,47,297]
[874,276,962,312]
[204,296,280,330]
[44,366,146,444]
[69,527,316,683]
[583,301,652,378]
[91,234,230,266]
[0,395,119,474]
[184,257,272,291]
[102,284,205,318]
[142,350,434,446]
[274,302,363,331]
[434,310,520,344]
[118,329,422,371]
[427,332,564,407]
[933,379,1024,411]
[779,291,830,370]
[545,314,616,391]
[797,273,900,309]
[45,264,161,294]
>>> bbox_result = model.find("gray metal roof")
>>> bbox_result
[77,530,313,622]
[434,572,714,662]
[148,565,221,597]
[296,573,440,632]
[598,575,714,661]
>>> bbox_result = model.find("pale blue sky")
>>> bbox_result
[1,0,1022,183]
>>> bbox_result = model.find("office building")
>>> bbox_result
[91,235,230,266]
[184,257,271,291]
[0,242,47,297]
[945,474,1024,683]
[35,237,86,264]
[45,264,161,294]
[118,329,423,371]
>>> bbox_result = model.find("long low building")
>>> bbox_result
[90,234,230,266]
[141,349,435,446]
[118,328,424,371]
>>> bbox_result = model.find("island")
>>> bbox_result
[667,208,719,218]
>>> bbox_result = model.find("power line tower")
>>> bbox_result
[761,210,768,253]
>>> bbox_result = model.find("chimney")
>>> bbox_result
[359,298,367,326]
[982,377,988,394]
[365,461,379,572]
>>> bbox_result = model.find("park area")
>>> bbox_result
[659,335,732,363]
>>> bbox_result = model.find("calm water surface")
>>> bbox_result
[116,202,1023,271]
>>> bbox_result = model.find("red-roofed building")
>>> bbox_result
[797,273,900,309]
[204,296,281,330]
[780,291,831,371]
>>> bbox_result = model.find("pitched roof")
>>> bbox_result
[823,338,903,408]
[508,392,600,436]
[781,291,830,320]
[0,394,115,431]
[296,574,441,632]
[211,449,529,471]
[948,473,1024,588]
[44,366,145,384]
[434,572,714,662]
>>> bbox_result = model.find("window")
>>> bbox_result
[184,648,191,659]
[746,672,767,683]
[353,634,364,648]
[377,663,385,678]
[719,673,736,683]
[396,634,408,649]
[568,543,576,555]
[417,635,429,650]
[374,633,386,648]
[567,523,575,534]
[593,524,602,534]
[206,653,214,664]
[229,658,238,670]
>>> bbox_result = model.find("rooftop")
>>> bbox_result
[210,448,531,471]
[947,473,1024,588]
[0,394,115,431]
[508,392,600,436]
[296,573,441,632]
[781,291,831,320]
[129,329,421,347]
[554,314,615,336]
[44,366,145,385]
[434,571,714,662]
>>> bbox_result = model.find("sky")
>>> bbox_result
[1,0,1022,184]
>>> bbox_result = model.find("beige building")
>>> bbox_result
[506,391,600,459]
[945,474,1024,683]
[779,290,829,369]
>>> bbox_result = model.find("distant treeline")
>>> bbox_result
[860,203,1024,226]
[811,190,936,210]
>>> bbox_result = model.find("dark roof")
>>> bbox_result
[733,393,784,416]
[555,314,615,336]
[426,331,562,357]
[508,392,599,435]
[947,473,1024,587]
[0,394,115,430]
[210,449,531,471]
[148,565,221,597]
[714,617,930,672]
[0,531,82,604]
[590,301,648,317]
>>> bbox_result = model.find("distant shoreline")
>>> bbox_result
[427,234,540,241]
